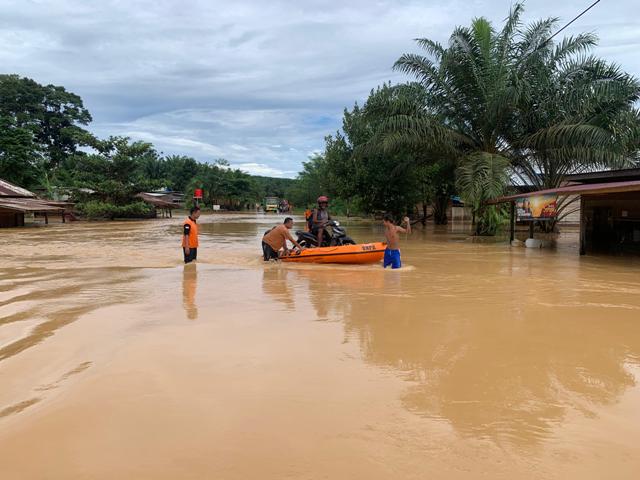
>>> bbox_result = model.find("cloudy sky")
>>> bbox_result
[3,0,638,177]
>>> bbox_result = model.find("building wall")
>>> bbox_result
[582,192,640,254]
[0,210,24,227]
[557,195,581,225]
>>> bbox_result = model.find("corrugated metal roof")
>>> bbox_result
[136,192,176,208]
[0,179,36,198]
[492,179,640,204]
[0,198,66,212]
[565,167,640,184]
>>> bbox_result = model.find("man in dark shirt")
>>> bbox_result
[311,196,331,246]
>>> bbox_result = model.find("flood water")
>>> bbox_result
[1,213,639,479]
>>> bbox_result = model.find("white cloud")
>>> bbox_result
[232,162,297,177]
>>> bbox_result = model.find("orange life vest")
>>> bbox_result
[304,209,312,232]
[182,217,199,248]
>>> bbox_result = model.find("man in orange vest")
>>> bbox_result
[182,206,201,263]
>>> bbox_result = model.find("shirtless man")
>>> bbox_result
[382,213,411,269]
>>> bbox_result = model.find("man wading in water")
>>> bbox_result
[382,214,411,269]
[262,217,305,261]
[182,206,201,264]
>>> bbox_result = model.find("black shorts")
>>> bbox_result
[183,247,198,264]
[262,241,279,261]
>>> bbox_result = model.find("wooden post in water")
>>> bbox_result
[44,212,48,225]
[528,221,534,239]
[509,201,515,243]
[579,195,586,255]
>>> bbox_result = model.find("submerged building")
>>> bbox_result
[0,179,66,227]
[568,168,640,254]
[497,168,640,255]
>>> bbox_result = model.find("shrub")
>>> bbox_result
[476,204,509,236]
[116,201,155,218]
[77,200,118,219]
[77,200,155,219]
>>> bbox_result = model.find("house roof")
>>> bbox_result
[0,179,36,198]
[565,167,640,184]
[136,192,176,208]
[0,198,66,213]
[491,179,640,204]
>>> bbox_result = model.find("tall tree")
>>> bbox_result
[0,75,93,188]
[164,155,201,192]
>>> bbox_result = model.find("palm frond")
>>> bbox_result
[414,38,445,59]
[551,33,598,64]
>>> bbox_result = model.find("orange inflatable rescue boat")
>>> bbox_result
[281,242,386,265]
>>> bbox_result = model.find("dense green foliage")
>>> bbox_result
[455,154,510,235]
[297,2,640,233]
[0,75,293,218]
[77,200,155,220]
[289,85,446,218]
[253,176,295,200]
[0,74,93,187]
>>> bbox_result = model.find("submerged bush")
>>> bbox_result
[476,204,509,236]
[77,200,117,219]
[77,200,155,219]
[116,201,155,218]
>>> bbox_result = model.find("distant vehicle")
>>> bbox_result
[264,197,279,212]
[278,199,290,213]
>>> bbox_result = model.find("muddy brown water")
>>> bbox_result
[1,213,639,479]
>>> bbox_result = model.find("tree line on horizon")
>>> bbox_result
[0,74,293,218]
[294,2,640,234]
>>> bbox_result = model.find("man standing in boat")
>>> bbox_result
[262,217,305,261]
[311,196,331,247]
[182,206,201,264]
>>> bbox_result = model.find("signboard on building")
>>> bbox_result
[516,194,557,220]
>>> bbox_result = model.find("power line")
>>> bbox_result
[524,0,602,60]
[547,0,601,43]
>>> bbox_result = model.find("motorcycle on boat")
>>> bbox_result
[295,220,356,247]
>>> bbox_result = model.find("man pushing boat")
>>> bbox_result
[262,217,305,261]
